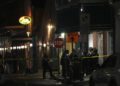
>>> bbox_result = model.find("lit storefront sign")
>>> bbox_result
[19,16,32,25]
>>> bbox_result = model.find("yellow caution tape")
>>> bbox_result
[82,55,110,59]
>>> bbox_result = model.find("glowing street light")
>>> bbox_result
[47,24,53,29]
[43,43,46,47]
[47,24,53,33]
[47,23,54,40]
[60,33,65,38]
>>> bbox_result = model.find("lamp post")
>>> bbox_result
[47,23,53,40]
[60,32,66,50]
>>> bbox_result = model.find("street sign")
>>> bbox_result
[54,38,64,48]
[66,32,80,43]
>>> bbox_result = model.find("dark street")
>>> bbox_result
[0,0,120,86]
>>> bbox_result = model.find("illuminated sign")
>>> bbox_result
[19,16,32,25]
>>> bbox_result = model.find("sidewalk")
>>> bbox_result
[0,72,90,86]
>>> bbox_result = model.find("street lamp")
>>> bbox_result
[47,24,53,30]
[60,33,65,38]
[47,22,54,41]
[59,32,66,50]
[43,43,46,47]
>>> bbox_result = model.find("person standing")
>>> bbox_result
[42,53,54,79]
[60,50,70,79]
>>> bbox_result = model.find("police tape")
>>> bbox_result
[82,55,110,59]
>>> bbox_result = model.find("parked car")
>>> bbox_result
[89,54,120,86]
